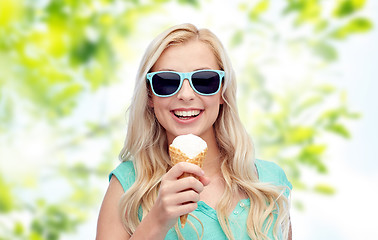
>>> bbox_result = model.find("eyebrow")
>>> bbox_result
[194,67,212,71]
[157,68,175,71]
[156,67,213,72]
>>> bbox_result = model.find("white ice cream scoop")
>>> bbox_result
[170,134,207,159]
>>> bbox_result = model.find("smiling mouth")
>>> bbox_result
[173,110,201,120]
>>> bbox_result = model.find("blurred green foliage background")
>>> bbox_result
[0,0,373,239]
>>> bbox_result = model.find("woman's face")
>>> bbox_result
[150,39,224,144]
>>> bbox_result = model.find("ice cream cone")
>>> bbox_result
[169,145,207,228]
[168,134,207,228]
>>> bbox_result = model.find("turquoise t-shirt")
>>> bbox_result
[109,159,292,239]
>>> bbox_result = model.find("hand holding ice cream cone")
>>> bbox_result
[169,134,208,228]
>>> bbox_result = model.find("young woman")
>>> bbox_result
[96,23,292,240]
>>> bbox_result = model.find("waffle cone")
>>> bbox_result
[169,145,207,228]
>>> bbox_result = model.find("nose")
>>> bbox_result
[176,79,195,100]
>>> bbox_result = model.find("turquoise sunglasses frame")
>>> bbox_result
[146,69,225,97]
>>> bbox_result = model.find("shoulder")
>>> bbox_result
[255,159,292,194]
[109,160,136,192]
[97,174,131,239]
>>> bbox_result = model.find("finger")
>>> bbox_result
[199,176,211,186]
[176,176,204,194]
[160,176,203,196]
[174,190,200,205]
[167,162,204,180]
[159,176,203,199]
[174,202,198,216]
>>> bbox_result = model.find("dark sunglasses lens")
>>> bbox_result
[152,72,180,96]
[192,71,220,94]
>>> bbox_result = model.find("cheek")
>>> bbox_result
[152,106,166,130]
[206,98,223,120]
[151,97,170,123]
[211,93,224,110]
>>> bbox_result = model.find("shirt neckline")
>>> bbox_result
[195,198,251,220]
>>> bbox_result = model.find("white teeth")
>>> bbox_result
[174,110,200,117]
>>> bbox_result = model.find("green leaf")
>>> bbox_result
[333,0,366,18]
[0,0,23,28]
[299,144,328,173]
[314,19,329,32]
[30,231,44,240]
[177,0,200,8]
[291,179,307,191]
[345,111,361,119]
[30,202,82,239]
[314,183,336,195]
[70,40,98,65]
[316,84,336,94]
[313,41,338,61]
[296,96,323,112]
[230,30,244,47]
[326,123,351,138]
[331,17,373,39]
[302,144,327,155]
[282,0,304,15]
[0,174,14,212]
[293,96,323,117]
[51,84,83,106]
[249,0,270,20]
[287,126,315,143]
[293,0,322,25]
[318,108,342,125]
[0,90,14,132]
[293,200,305,211]
[13,221,24,235]
[351,0,366,8]
[60,163,91,179]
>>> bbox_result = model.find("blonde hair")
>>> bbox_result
[119,23,290,239]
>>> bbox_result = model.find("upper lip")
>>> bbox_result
[171,108,203,116]
[171,108,203,111]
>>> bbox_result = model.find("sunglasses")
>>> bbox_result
[146,70,225,97]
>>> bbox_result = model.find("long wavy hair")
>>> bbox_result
[118,23,290,239]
